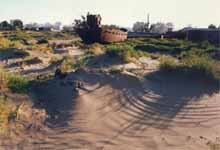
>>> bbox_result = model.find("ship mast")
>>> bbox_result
[146,13,150,32]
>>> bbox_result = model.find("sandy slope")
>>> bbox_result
[1,69,220,150]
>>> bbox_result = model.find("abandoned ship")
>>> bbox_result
[75,14,128,43]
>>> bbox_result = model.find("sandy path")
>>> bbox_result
[1,70,220,150]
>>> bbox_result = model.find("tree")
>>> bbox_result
[208,24,217,29]
[12,20,23,29]
[150,23,168,34]
[0,21,10,28]
[0,21,12,30]
[166,22,174,32]
[132,22,149,32]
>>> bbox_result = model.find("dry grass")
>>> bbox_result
[88,43,105,55]
[0,68,29,93]
[30,44,53,53]
[49,56,63,65]
[0,69,10,92]
[60,56,75,73]
[160,55,178,70]
[0,38,12,49]
[0,96,14,134]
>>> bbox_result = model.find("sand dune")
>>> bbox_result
[1,69,220,150]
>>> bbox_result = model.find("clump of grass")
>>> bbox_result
[9,41,25,49]
[0,69,10,92]
[73,40,87,49]
[0,38,25,50]
[49,56,63,65]
[0,96,13,134]
[76,55,94,68]
[10,30,33,41]
[160,52,220,80]
[88,43,105,55]
[30,44,53,53]
[106,44,148,63]
[0,68,29,93]
[8,75,29,93]
[181,53,220,80]
[160,55,178,71]
[0,38,12,49]
[60,56,75,73]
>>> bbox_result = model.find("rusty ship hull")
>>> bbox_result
[100,28,128,43]
[76,14,128,43]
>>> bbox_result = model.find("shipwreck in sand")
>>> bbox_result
[75,14,128,43]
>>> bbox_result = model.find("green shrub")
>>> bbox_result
[106,44,147,63]
[10,41,25,49]
[182,54,220,80]
[76,55,94,68]
[160,53,220,80]
[8,75,29,93]
[11,30,33,41]
[30,44,53,53]
[0,38,25,50]
[160,55,178,70]
[0,38,11,49]
[88,43,105,55]
[0,68,29,93]
[60,56,75,73]
[49,56,63,65]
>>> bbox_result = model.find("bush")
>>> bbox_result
[60,56,75,73]
[182,54,220,80]
[30,44,53,53]
[0,38,11,49]
[160,55,177,71]
[8,75,29,93]
[106,44,147,63]
[0,68,29,93]
[10,30,33,41]
[0,38,25,50]
[88,43,105,55]
[160,53,220,81]
[49,56,63,65]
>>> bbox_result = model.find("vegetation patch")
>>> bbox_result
[160,55,178,71]
[29,44,53,53]
[87,43,105,55]
[0,68,29,93]
[160,53,220,81]
[106,44,148,63]
[60,56,75,73]
[0,96,14,134]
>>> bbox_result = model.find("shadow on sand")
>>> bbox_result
[26,68,219,149]
[76,69,219,132]
[30,75,79,128]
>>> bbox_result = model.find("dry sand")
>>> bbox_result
[1,68,220,150]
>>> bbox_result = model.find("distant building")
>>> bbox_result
[186,28,220,44]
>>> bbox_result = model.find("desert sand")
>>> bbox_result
[1,67,220,150]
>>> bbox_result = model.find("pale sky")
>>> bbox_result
[0,0,220,29]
